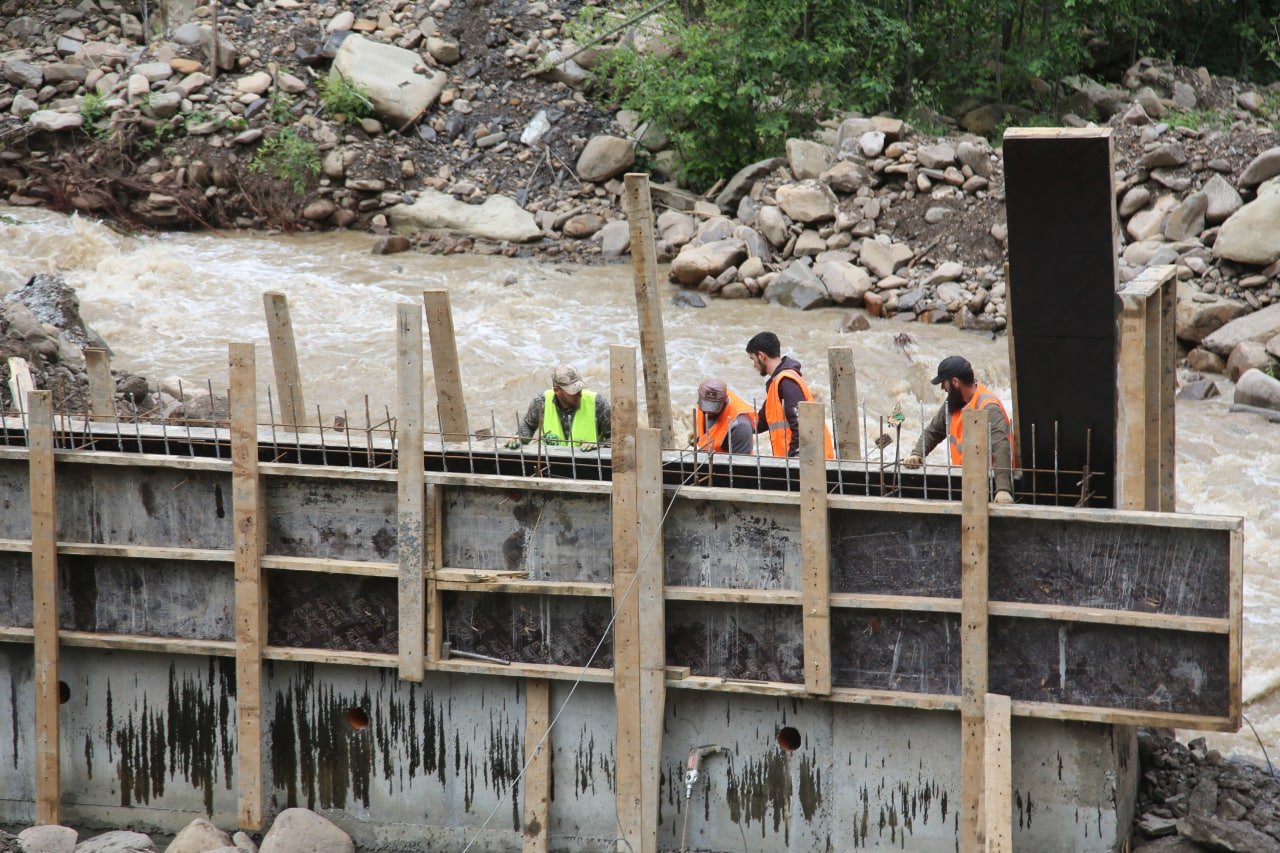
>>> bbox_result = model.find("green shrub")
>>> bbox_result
[268,92,295,124]
[248,128,321,195]
[319,74,373,123]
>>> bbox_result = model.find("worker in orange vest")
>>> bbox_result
[693,378,755,453]
[903,355,1015,502]
[744,331,835,459]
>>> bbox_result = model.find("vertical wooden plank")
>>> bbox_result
[425,484,445,664]
[84,348,114,419]
[827,347,860,460]
[396,303,426,682]
[422,289,469,441]
[1002,263,1023,458]
[229,342,265,830]
[610,344,641,853]
[1158,269,1177,512]
[960,407,990,853]
[1115,285,1148,512]
[622,174,676,447]
[636,426,665,852]
[522,678,551,853]
[1228,525,1243,729]
[263,291,307,431]
[28,390,60,825]
[983,693,1013,853]
[7,356,34,415]
[799,401,831,695]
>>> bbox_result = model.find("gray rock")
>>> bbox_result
[1235,368,1280,411]
[1177,378,1221,400]
[1176,814,1280,853]
[814,261,871,305]
[955,141,991,178]
[18,825,77,853]
[12,94,38,118]
[1202,174,1243,224]
[425,37,461,65]
[147,91,182,119]
[172,23,204,45]
[916,143,956,170]
[765,261,831,310]
[896,286,926,313]
[372,236,411,255]
[1120,186,1152,218]
[1227,340,1273,382]
[389,190,542,243]
[1177,290,1248,343]
[230,836,254,853]
[1164,192,1207,241]
[537,48,587,88]
[598,220,631,259]
[164,819,231,853]
[673,291,706,308]
[1171,81,1197,110]
[1203,303,1280,356]
[1239,146,1280,187]
[1187,347,1226,374]
[28,110,83,132]
[670,239,747,286]
[714,157,783,213]
[733,224,771,262]
[656,210,695,247]
[74,832,154,853]
[1136,813,1179,838]
[3,60,43,89]
[332,34,446,126]
[925,261,964,286]
[819,160,869,194]
[693,216,735,244]
[258,809,352,853]
[785,139,832,181]
[755,205,789,248]
[858,130,885,158]
[1139,143,1188,169]
[775,180,837,223]
[1134,836,1212,851]
[859,238,912,279]
[1214,196,1280,266]
[42,62,88,84]
[575,135,634,183]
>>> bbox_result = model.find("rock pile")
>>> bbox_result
[1134,730,1280,851]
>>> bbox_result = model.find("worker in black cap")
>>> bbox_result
[903,356,1015,503]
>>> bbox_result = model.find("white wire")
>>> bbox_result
[460,455,699,852]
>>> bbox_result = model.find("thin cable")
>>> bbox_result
[1243,713,1276,778]
[460,461,698,853]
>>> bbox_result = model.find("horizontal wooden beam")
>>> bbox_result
[1010,699,1237,731]
[435,577,613,597]
[987,601,1230,633]
[264,646,398,667]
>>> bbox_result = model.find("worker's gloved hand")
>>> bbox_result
[994,490,1014,504]
[902,453,923,468]
[687,430,698,447]
[578,442,597,452]
[504,438,522,450]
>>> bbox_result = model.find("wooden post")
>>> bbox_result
[799,401,831,695]
[636,426,665,851]
[263,292,307,431]
[622,174,676,447]
[1002,263,1022,459]
[84,348,114,420]
[28,391,60,825]
[827,347,860,460]
[610,344,642,852]
[425,484,445,664]
[7,356,34,415]
[522,679,551,853]
[422,290,469,441]
[1116,266,1177,512]
[960,408,991,853]
[229,343,265,830]
[983,693,1013,853]
[208,0,219,80]
[396,304,426,682]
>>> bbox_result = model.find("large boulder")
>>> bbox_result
[1226,340,1273,382]
[820,160,869,194]
[18,826,77,853]
[1202,174,1243,223]
[765,262,831,310]
[755,205,789,248]
[259,809,353,853]
[1163,192,1206,241]
[74,832,154,853]
[858,238,912,279]
[1213,195,1280,266]
[29,110,83,132]
[1176,289,1249,343]
[814,261,871,305]
[388,190,542,242]
[670,239,747,286]
[332,34,446,126]
[714,157,783,214]
[785,139,832,181]
[774,180,837,223]
[575,135,634,183]
[1239,146,1280,187]
[1202,302,1280,357]
[164,819,232,853]
[1235,368,1280,412]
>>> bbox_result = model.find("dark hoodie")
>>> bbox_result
[754,355,808,456]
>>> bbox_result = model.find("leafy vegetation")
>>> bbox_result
[1163,107,1233,131]
[79,93,109,139]
[268,92,295,124]
[319,74,373,123]
[578,0,1280,189]
[248,128,321,195]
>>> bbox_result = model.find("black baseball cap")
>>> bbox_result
[930,356,973,385]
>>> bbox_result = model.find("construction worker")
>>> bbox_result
[903,355,1015,502]
[692,378,755,453]
[506,364,611,450]
[745,331,835,459]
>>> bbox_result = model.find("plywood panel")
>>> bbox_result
[268,572,397,653]
[666,602,803,683]
[265,476,398,562]
[443,592,614,668]
[663,498,801,589]
[830,510,961,596]
[831,610,960,694]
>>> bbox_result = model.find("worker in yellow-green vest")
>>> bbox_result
[506,364,612,451]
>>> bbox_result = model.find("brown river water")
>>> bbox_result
[3,206,1279,764]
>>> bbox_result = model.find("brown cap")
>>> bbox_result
[697,378,728,413]
[551,364,585,394]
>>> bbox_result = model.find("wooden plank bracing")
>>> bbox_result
[83,348,114,419]
[422,289,469,441]
[827,347,860,460]
[983,693,1013,853]
[622,174,675,447]
[960,407,991,853]
[636,426,665,851]
[1116,266,1177,512]
[28,391,60,825]
[522,678,551,853]
[229,343,266,830]
[799,401,831,695]
[396,303,426,682]
[263,291,307,431]
[426,484,445,664]
[609,344,642,853]
[7,356,34,416]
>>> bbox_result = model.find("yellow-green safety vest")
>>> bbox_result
[541,390,597,446]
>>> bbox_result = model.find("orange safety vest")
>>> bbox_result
[947,383,1016,467]
[763,368,835,459]
[695,389,757,452]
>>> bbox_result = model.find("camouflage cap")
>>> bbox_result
[551,364,585,394]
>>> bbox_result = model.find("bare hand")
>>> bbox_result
[578,442,597,452]
[902,454,923,468]
[994,490,1014,504]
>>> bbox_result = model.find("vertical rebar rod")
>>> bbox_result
[1053,420,1060,506]
[1030,422,1038,505]
[464,421,476,475]
[753,397,762,490]
[878,415,885,497]
[343,410,355,467]
[315,406,328,467]
[111,396,125,454]
[289,384,304,464]
[862,402,870,496]
[594,435,603,481]
[384,405,396,469]
[266,386,279,463]
[1080,426,1093,507]
[364,396,374,468]
[833,408,844,496]
[515,411,527,477]
[490,411,500,475]
[132,402,144,454]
